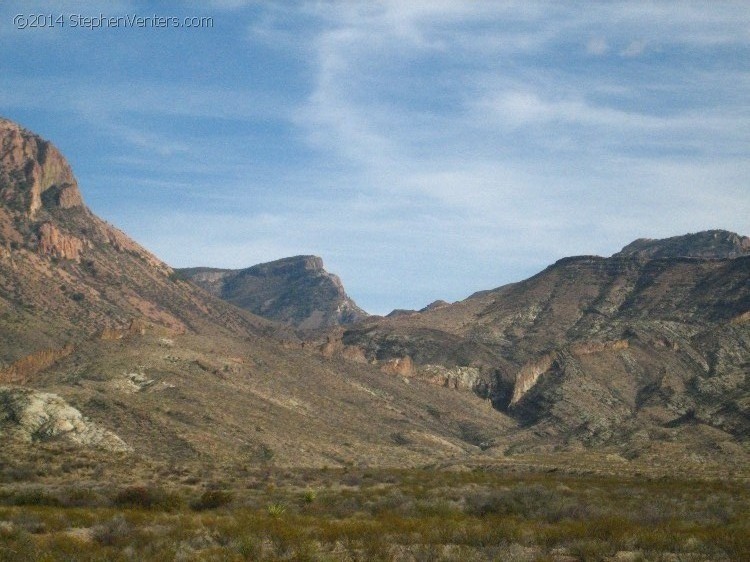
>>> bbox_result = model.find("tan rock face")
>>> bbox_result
[56,184,82,209]
[38,222,84,262]
[419,364,483,391]
[0,386,131,452]
[0,344,75,384]
[510,353,556,406]
[380,356,414,376]
[0,118,83,217]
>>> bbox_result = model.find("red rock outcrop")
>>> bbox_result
[0,118,83,217]
[37,222,84,262]
[0,344,75,384]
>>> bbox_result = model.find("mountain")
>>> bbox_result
[325,232,750,461]
[0,117,511,470]
[1,116,747,477]
[178,256,368,330]
[614,229,750,259]
[0,117,282,369]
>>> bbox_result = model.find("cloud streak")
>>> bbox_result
[2,1,748,313]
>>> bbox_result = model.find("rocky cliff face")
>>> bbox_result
[0,118,83,218]
[179,256,368,331]
[0,117,278,366]
[334,232,750,456]
[614,230,750,259]
[37,222,85,261]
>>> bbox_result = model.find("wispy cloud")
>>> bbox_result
[2,1,748,313]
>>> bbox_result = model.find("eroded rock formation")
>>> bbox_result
[0,118,83,217]
[37,222,84,262]
[0,386,130,451]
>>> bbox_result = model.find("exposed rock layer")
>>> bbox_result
[335,233,750,452]
[0,386,131,451]
[179,256,368,331]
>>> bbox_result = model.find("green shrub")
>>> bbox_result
[267,502,286,517]
[7,488,61,507]
[190,489,234,511]
[112,485,182,511]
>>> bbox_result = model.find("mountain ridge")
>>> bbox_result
[613,229,750,259]
[178,255,368,331]
[0,117,517,469]
[329,236,749,457]
[0,116,747,475]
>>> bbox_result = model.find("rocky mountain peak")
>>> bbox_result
[614,229,750,259]
[0,118,84,217]
[179,255,368,331]
[244,255,326,280]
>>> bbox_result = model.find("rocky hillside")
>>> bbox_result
[178,256,368,330]
[614,229,750,259]
[327,233,750,458]
[0,118,283,368]
[0,117,517,469]
[1,116,747,475]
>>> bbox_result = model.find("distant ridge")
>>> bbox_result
[614,229,750,259]
[178,255,368,331]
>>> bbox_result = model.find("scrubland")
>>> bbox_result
[1,463,747,561]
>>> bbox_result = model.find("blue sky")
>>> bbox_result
[1,1,748,314]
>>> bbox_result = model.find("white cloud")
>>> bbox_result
[621,39,647,57]
[4,0,749,312]
[586,37,608,55]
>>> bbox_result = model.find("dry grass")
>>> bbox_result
[0,467,747,561]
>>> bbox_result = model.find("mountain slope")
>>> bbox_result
[178,255,368,330]
[0,117,285,368]
[330,235,750,459]
[0,117,515,469]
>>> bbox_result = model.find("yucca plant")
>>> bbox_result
[267,502,286,517]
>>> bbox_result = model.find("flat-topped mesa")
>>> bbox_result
[0,118,84,217]
[614,229,750,259]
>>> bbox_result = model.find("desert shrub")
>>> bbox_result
[267,502,286,517]
[7,488,61,507]
[567,538,616,562]
[92,514,132,546]
[112,485,182,511]
[1,463,36,482]
[190,489,234,511]
[234,535,261,559]
[464,483,576,521]
[12,512,47,534]
[58,486,106,508]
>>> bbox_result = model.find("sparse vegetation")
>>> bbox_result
[112,485,182,511]
[0,468,746,561]
[190,489,233,511]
